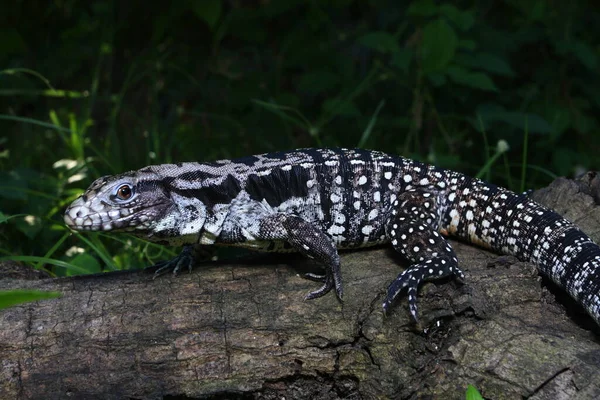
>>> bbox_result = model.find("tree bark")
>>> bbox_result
[1,177,600,400]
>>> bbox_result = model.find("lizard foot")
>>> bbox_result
[149,245,196,278]
[382,257,465,322]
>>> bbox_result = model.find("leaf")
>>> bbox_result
[298,70,341,94]
[427,72,447,87]
[69,252,102,275]
[446,66,498,91]
[465,384,484,400]
[0,29,27,55]
[454,52,514,76]
[0,289,61,310]
[322,98,361,118]
[357,32,400,54]
[407,0,438,17]
[572,41,598,71]
[420,19,457,73]
[458,39,477,51]
[0,171,28,200]
[439,4,475,31]
[391,48,413,73]
[473,104,553,134]
[190,0,222,30]
[14,215,43,239]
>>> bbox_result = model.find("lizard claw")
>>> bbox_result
[303,272,326,282]
[302,270,343,301]
[304,276,335,300]
[149,245,196,278]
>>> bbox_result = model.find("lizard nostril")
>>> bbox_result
[76,210,83,217]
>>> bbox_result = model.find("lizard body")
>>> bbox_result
[64,148,600,325]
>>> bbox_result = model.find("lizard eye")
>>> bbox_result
[115,184,134,201]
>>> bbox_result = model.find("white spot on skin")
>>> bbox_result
[334,214,346,224]
[403,175,412,183]
[330,193,341,203]
[335,175,342,185]
[384,171,392,180]
[306,180,315,188]
[358,176,368,185]
[281,165,292,171]
[353,201,361,210]
[362,225,374,235]
[373,191,381,202]
[466,210,474,221]
[327,225,346,235]
[368,209,379,221]
[448,193,456,202]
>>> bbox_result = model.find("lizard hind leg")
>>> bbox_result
[383,192,465,322]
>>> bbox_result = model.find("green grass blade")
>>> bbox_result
[357,99,385,148]
[0,68,55,90]
[68,232,118,271]
[0,289,62,310]
[0,256,89,275]
[520,118,529,193]
[35,231,71,270]
[0,114,71,133]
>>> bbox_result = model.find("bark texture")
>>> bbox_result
[1,177,600,400]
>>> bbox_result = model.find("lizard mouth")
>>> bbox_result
[64,195,137,232]
[64,204,135,232]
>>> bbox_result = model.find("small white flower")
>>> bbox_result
[496,140,510,153]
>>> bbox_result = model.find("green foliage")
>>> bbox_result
[465,384,484,400]
[0,1,598,277]
[0,289,62,310]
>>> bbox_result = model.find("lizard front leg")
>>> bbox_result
[383,189,465,321]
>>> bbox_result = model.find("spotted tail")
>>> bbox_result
[441,172,600,324]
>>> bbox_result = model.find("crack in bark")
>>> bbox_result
[527,367,573,399]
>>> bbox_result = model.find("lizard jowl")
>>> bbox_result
[64,148,600,325]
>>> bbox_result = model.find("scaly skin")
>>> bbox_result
[64,148,600,325]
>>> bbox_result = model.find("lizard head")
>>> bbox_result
[64,171,175,235]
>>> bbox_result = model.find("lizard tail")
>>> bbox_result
[444,174,600,324]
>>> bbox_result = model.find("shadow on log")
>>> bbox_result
[1,177,600,399]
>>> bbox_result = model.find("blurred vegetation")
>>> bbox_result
[1,0,599,277]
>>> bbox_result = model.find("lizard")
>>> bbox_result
[63,148,600,326]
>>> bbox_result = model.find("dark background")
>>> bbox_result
[1,0,599,275]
